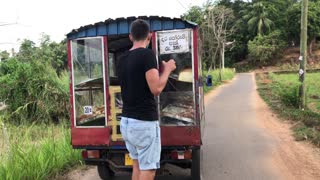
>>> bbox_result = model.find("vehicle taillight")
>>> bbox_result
[82,150,100,159]
[170,150,192,160]
[82,150,88,158]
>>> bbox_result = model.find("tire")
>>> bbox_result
[97,164,114,180]
[191,148,202,180]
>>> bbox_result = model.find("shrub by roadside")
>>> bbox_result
[256,72,320,146]
[0,59,69,124]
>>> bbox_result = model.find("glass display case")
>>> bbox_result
[157,29,195,126]
[71,37,107,127]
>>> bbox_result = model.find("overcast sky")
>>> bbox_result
[0,0,207,52]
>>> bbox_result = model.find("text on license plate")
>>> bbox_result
[125,153,133,166]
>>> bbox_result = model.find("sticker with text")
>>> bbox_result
[84,106,93,115]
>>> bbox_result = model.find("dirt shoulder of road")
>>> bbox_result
[252,73,320,180]
[53,165,96,180]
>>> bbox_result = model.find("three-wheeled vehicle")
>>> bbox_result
[67,16,205,179]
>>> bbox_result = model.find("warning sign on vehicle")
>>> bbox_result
[158,30,190,54]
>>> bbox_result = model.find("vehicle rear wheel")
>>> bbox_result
[97,164,114,180]
[191,148,202,180]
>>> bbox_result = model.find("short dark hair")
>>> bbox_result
[130,19,150,41]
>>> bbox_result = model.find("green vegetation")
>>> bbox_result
[0,59,69,124]
[0,120,81,180]
[182,0,320,71]
[248,30,286,64]
[256,72,320,145]
[203,68,235,93]
[0,0,319,177]
[0,35,81,180]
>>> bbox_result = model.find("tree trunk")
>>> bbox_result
[222,43,225,69]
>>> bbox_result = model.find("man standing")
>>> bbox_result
[119,19,176,180]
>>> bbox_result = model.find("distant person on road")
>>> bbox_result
[119,19,176,180]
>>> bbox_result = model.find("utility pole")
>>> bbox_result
[299,0,308,109]
[222,40,235,70]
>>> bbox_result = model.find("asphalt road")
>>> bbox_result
[201,73,280,180]
[69,73,282,180]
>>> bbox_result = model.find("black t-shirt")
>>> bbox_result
[118,48,158,121]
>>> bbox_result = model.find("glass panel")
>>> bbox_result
[157,29,195,126]
[71,38,106,127]
[108,53,116,78]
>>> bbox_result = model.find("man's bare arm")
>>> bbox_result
[146,60,176,96]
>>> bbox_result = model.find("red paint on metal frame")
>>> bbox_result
[72,128,110,146]
[193,28,199,80]
[151,29,201,146]
[161,126,201,146]
[193,28,201,124]
[67,40,75,127]
[70,37,111,146]
[103,36,111,121]
[69,30,201,147]
[110,141,125,146]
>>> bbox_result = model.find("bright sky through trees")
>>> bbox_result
[0,0,205,51]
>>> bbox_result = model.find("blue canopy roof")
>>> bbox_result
[67,16,197,40]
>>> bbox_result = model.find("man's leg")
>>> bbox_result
[139,170,156,180]
[132,160,140,180]
[127,119,160,180]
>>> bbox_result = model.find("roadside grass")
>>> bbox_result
[0,118,82,180]
[203,68,235,93]
[256,72,320,146]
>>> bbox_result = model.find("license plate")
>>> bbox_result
[125,153,133,166]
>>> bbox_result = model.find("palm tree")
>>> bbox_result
[243,2,274,36]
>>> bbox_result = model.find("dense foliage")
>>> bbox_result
[0,36,79,180]
[248,30,286,64]
[0,35,68,124]
[182,0,320,69]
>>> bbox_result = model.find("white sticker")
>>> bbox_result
[299,56,303,61]
[158,30,190,54]
[299,69,304,75]
[84,106,93,115]
[177,152,184,159]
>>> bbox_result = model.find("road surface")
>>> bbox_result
[65,73,320,180]
[202,73,279,179]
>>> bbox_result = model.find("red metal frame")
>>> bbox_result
[193,28,199,81]
[72,128,111,146]
[151,28,201,147]
[161,126,201,146]
[69,37,111,146]
[193,28,201,125]
[103,36,111,121]
[70,28,201,147]
[67,40,75,128]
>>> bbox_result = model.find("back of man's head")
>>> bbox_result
[130,19,150,41]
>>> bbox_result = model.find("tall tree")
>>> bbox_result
[242,1,274,37]
[36,34,68,74]
[0,50,10,61]
[181,6,204,26]
[203,5,235,74]
[16,39,36,62]
[287,0,320,55]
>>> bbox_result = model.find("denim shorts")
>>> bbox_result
[120,117,161,170]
